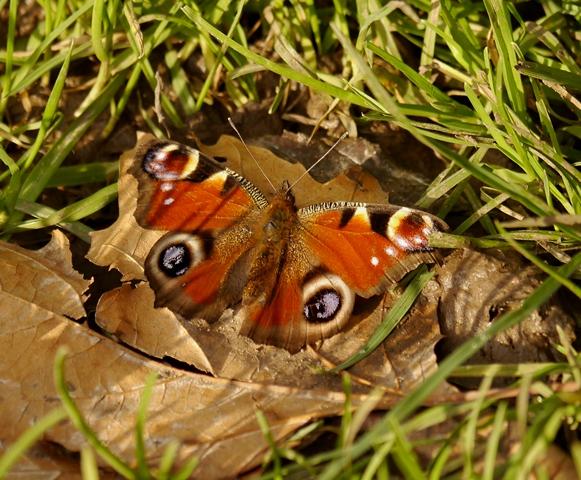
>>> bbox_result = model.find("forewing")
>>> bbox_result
[131,139,267,233]
[297,202,448,297]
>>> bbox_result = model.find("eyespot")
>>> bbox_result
[304,289,342,322]
[150,233,208,278]
[159,244,190,277]
[387,208,437,251]
[301,272,354,328]
[142,143,199,181]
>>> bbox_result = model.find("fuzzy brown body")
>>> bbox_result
[132,139,448,351]
[243,191,298,308]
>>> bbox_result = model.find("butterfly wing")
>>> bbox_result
[298,202,448,296]
[132,140,267,320]
[131,139,268,231]
[240,202,447,351]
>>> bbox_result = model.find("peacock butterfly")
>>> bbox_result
[130,138,448,352]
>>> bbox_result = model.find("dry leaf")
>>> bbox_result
[437,249,575,367]
[0,441,115,480]
[95,282,351,389]
[86,138,160,281]
[202,135,390,207]
[96,284,214,374]
[0,230,90,319]
[316,279,448,393]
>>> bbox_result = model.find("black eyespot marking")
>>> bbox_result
[141,143,222,183]
[304,289,342,323]
[200,236,212,258]
[158,243,191,277]
[339,208,356,228]
[221,174,238,196]
[391,211,434,251]
[369,212,390,237]
[142,143,176,179]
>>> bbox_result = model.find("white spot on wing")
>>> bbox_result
[395,237,411,249]
[163,197,175,205]
[385,245,397,256]
[370,256,379,266]
[161,182,173,192]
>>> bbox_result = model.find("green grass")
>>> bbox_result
[0,0,580,478]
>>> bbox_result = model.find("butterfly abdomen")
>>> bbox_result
[243,191,299,305]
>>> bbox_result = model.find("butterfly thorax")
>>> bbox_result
[261,189,297,241]
[243,189,298,304]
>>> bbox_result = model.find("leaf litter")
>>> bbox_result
[0,133,576,477]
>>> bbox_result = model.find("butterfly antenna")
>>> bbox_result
[228,117,277,194]
[286,131,348,193]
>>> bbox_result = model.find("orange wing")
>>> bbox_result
[298,203,448,297]
[239,265,356,352]
[131,140,265,321]
[144,226,256,322]
[239,202,447,351]
[131,140,267,233]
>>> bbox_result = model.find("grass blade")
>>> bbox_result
[330,266,434,372]
[0,407,67,477]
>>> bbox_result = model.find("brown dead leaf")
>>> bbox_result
[86,139,160,281]
[436,249,575,379]
[95,282,360,390]
[258,130,380,183]
[0,237,402,477]
[0,230,90,319]
[96,284,214,374]
[316,279,451,395]
[0,441,115,480]
[201,135,390,206]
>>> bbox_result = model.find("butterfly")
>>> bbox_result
[130,138,448,352]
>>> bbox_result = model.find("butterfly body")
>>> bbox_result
[241,189,297,308]
[132,139,447,352]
